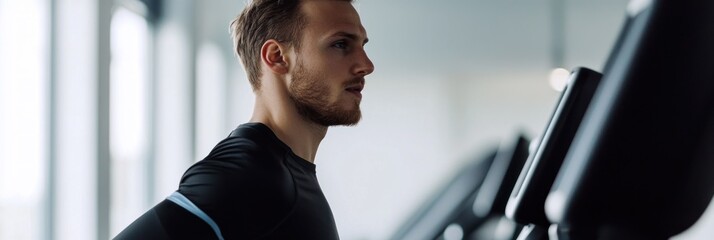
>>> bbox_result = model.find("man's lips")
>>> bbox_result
[345,84,364,92]
[344,78,365,90]
[345,80,365,99]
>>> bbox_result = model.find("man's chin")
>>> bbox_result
[336,117,361,127]
[319,109,362,127]
[293,98,362,127]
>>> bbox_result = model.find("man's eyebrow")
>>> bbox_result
[333,31,369,45]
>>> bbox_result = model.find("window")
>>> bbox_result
[109,6,151,236]
[0,0,49,239]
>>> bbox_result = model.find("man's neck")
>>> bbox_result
[250,94,327,163]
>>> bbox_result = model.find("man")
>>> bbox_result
[115,0,373,239]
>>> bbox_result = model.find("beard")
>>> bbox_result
[288,63,362,127]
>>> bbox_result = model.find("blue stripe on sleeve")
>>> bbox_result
[166,191,225,240]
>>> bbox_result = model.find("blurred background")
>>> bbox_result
[2,0,714,239]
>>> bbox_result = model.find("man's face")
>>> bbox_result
[288,0,374,127]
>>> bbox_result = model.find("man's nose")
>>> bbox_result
[353,49,374,77]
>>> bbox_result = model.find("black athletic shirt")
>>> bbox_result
[115,123,340,240]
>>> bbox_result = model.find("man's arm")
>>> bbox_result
[113,200,219,239]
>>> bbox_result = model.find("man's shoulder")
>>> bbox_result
[206,134,277,162]
[177,134,296,220]
[176,138,297,238]
[182,133,289,186]
[177,122,296,210]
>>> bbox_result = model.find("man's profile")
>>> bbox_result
[115,0,373,239]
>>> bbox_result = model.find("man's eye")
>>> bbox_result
[333,41,347,49]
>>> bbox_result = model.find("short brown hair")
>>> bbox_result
[230,0,353,91]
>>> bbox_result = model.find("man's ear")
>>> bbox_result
[260,40,290,75]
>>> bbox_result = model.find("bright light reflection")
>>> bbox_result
[549,68,571,92]
[443,223,464,240]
